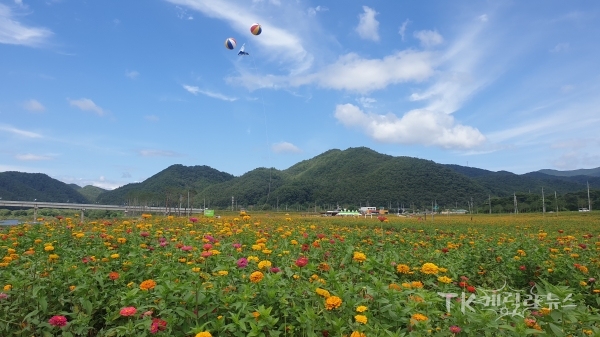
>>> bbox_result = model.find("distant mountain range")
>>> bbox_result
[1,147,598,211]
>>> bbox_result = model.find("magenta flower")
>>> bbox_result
[237,257,248,268]
[140,231,150,237]
[120,307,137,317]
[180,245,193,251]
[189,217,198,223]
[270,267,281,273]
[201,251,212,258]
[48,315,68,327]
[232,243,242,249]
[202,243,213,251]
[449,325,461,334]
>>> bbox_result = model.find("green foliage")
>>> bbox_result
[0,172,89,203]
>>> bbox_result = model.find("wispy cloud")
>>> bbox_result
[413,30,444,48]
[355,6,380,41]
[307,5,328,17]
[125,70,139,79]
[272,141,302,154]
[166,0,313,74]
[0,4,53,46]
[356,97,376,108]
[0,124,42,138]
[550,43,569,53]
[23,99,45,112]
[398,19,410,41]
[182,85,237,101]
[15,153,53,161]
[144,115,159,122]
[138,149,180,157]
[68,98,106,116]
[334,104,486,149]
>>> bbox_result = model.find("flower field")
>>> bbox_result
[1,212,599,336]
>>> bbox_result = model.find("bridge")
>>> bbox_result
[0,200,205,222]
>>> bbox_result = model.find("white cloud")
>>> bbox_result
[560,84,574,93]
[550,43,569,53]
[125,70,139,79]
[23,99,45,112]
[182,85,237,101]
[68,98,106,116]
[355,6,379,41]
[414,30,444,48]
[14,0,25,7]
[138,149,179,157]
[334,104,486,149]
[144,115,159,122]
[0,124,42,138]
[299,51,434,93]
[307,5,328,16]
[478,14,488,22]
[166,0,312,74]
[272,141,302,154]
[356,97,376,108]
[398,19,410,41]
[15,153,52,161]
[0,4,53,46]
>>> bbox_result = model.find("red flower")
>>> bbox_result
[295,256,308,267]
[441,248,449,253]
[458,281,468,288]
[120,307,137,317]
[377,216,387,222]
[519,265,526,271]
[466,286,476,293]
[301,244,310,252]
[109,271,120,280]
[48,315,68,327]
[150,318,167,334]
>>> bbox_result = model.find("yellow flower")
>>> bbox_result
[410,281,424,288]
[350,332,366,337]
[420,263,439,274]
[195,332,212,337]
[437,276,452,284]
[325,296,342,310]
[3,284,11,291]
[411,313,428,321]
[110,254,119,259]
[315,288,331,298]
[249,271,264,283]
[354,315,368,324]
[192,267,201,273]
[396,264,411,274]
[48,254,59,260]
[69,285,76,291]
[257,260,272,270]
[117,238,126,244]
[217,270,228,276]
[353,252,367,262]
[44,246,55,252]
[356,306,368,313]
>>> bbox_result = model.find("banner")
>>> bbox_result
[204,209,214,217]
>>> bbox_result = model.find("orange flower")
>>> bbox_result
[140,279,157,291]
[109,271,120,280]
[325,296,342,310]
[249,271,264,283]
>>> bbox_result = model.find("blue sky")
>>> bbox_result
[1,0,599,190]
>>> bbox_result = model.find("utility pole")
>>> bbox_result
[542,187,545,214]
[232,196,234,212]
[588,181,592,211]
[513,193,518,214]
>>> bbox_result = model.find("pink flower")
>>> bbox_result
[159,241,168,247]
[150,318,167,334]
[202,243,213,251]
[237,257,248,268]
[201,251,212,258]
[120,307,137,317]
[295,256,308,267]
[270,267,281,273]
[449,325,461,333]
[0,293,8,300]
[180,245,193,251]
[140,231,150,237]
[204,235,215,243]
[189,217,198,223]
[232,243,242,249]
[48,315,68,327]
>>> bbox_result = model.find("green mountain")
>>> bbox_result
[538,167,600,177]
[95,164,235,206]
[77,185,107,202]
[0,171,90,203]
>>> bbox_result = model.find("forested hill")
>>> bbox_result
[95,164,235,205]
[2,147,599,210]
[0,171,89,203]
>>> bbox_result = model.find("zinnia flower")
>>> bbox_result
[295,256,308,267]
[354,315,367,324]
[109,271,120,280]
[411,313,428,321]
[120,307,137,317]
[356,306,368,313]
[449,325,461,333]
[237,257,248,268]
[48,315,68,327]
[353,252,367,262]
[150,318,167,334]
[140,279,157,291]
[325,296,342,310]
[420,263,439,274]
[350,332,366,337]
[396,264,411,274]
[195,331,212,337]
[249,271,264,283]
